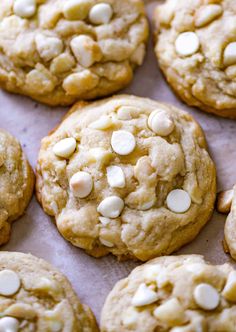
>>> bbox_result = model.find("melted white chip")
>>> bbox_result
[53,137,76,158]
[99,217,110,226]
[63,0,92,20]
[132,283,158,307]
[153,298,185,325]
[224,42,236,67]
[222,271,236,302]
[97,196,124,218]
[100,238,114,248]
[14,0,36,18]
[89,3,113,25]
[107,166,125,188]
[70,171,93,198]
[0,270,20,296]
[194,283,220,310]
[166,189,191,213]
[89,116,113,130]
[122,307,139,327]
[148,110,175,136]
[195,4,222,27]
[111,130,136,156]
[0,317,19,332]
[175,32,200,56]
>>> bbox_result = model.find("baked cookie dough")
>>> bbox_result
[0,251,98,331]
[0,129,34,246]
[154,0,236,119]
[36,95,216,261]
[0,0,148,106]
[101,255,236,332]
[217,186,236,260]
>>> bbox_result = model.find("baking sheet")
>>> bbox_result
[1,0,236,323]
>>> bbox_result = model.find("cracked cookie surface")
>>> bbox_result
[36,95,216,261]
[0,0,148,106]
[0,251,98,332]
[101,255,236,332]
[154,0,236,119]
[0,129,34,246]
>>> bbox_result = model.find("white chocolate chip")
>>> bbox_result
[89,116,113,130]
[222,271,236,302]
[175,32,200,57]
[13,0,36,18]
[63,0,92,20]
[0,317,19,332]
[224,42,236,67]
[131,283,158,307]
[166,189,191,213]
[70,35,102,68]
[111,130,136,156]
[53,138,76,159]
[0,270,20,296]
[154,298,185,326]
[89,3,113,25]
[195,5,222,28]
[100,238,114,248]
[35,34,63,62]
[97,196,124,218]
[148,110,175,136]
[107,166,125,188]
[194,283,220,310]
[122,307,139,327]
[70,171,93,198]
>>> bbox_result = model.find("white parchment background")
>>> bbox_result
[1,1,236,323]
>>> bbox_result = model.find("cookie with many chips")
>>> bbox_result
[154,0,236,118]
[0,0,148,106]
[36,95,216,261]
[101,255,236,332]
[0,129,34,246]
[0,251,98,331]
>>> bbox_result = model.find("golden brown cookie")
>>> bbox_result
[217,186,236,260]
[0,251,98,331]
[154,0,236,119]
[0,0,148,106]
[0,129,34,246]
[36,95,216,261]
[101,255,236,332]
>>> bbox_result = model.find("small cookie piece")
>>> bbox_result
[154,0,236,119]
[0,252,98,331]
[0,129,34,246]
[36,95,216,261]
[101,255,236,332]
[217,189,233,214]
[218,186,236,261]
[0,0,148,106]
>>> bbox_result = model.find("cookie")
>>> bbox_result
[0,129,34,246]
[217,186,236,260]
[36,95,216,261]
[101,255,236,332]
[0,0,148,106]
[154,0,236,119]
[0,251,98,331]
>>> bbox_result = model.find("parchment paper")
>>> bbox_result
[1,1,236,323]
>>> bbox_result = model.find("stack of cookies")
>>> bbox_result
[0,0,236,331]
